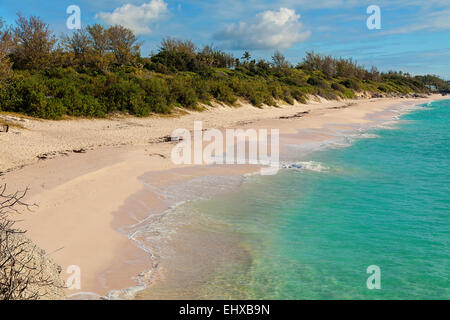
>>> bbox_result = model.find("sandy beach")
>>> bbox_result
[0,94,446,299]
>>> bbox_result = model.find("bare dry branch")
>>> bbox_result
[0,184,58,300]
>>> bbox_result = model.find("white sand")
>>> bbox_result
[1,94,446,298]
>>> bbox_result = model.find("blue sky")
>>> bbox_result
[1,0,449,79]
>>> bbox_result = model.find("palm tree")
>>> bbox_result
[242,51,251,62]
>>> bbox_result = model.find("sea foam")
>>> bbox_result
[282,161,328,172]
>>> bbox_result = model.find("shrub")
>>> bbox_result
[340,79,361,91]
[307,76,328,88]
[290,88,307,104]
[168,77,198,109]
[3,75,66,119]
[281,87,294,105]
[141,77,171,114]
[209,80,236,105]
[331,82,346,93]
[0,20,436,120]
[193,78,211,102]
[104,79,146,114]
[269,83,283,100]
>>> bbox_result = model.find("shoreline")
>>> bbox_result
[1,94,447,299]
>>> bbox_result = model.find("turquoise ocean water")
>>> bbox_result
[152,99,449,299]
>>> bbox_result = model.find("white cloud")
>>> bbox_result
[214,8,311,50]
[96,0,169,35]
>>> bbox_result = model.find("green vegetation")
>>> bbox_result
[0,15,447,120]
[415,75,450,93]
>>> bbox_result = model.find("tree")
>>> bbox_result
[369,66,381,81]
[300,51,320,72]
[107,25,141,66]
[198,45,235,69]
[321,56,336,77]
[62,28,92,68]
[12,14,56,70]
[86,24,108,55]
[271,50,290,69]
[152,38,197,72]
[0,184,60,300]
[86,24,110,71]
[242,51,251,62]
[0,18,14,78]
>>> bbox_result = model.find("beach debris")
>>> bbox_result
[155,135,172,143]
[236,120,254,126]
[0,124,8,133]
[279,111,310,119]
[329,102,356,110]
[37,153,50,160]
[0,115,28,123]
[148,153,167,159]
[150,135,184,144]
[170,135,183,142]
[37,148,88,161]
